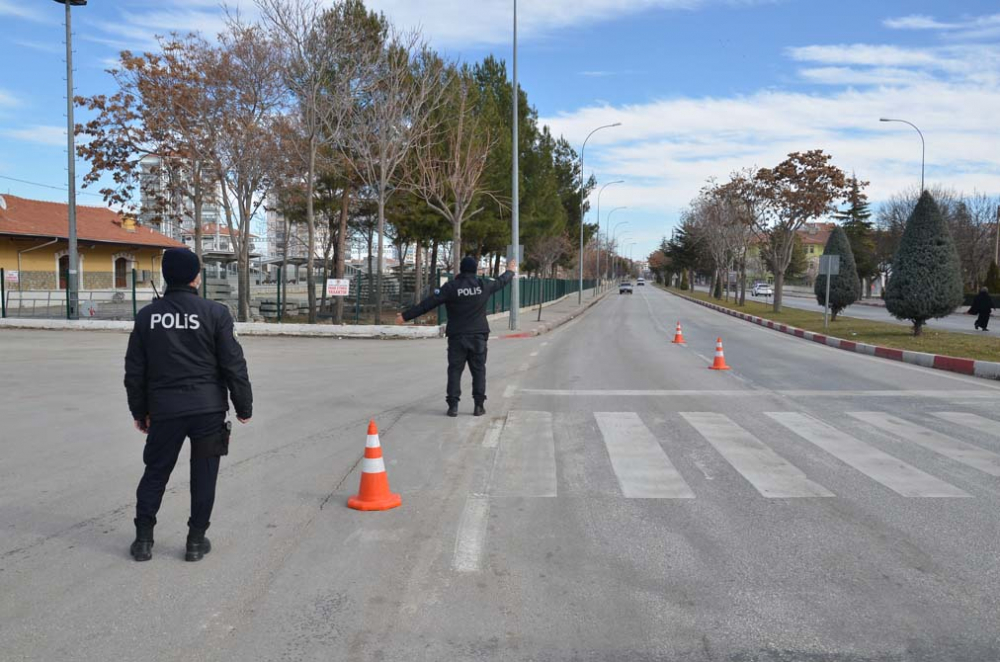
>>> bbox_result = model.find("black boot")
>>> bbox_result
[446,403,459,417]
[185,528,212,562]
[130,522,154,562]
[473,403,486,417]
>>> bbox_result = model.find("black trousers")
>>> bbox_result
[447,333,488,405]
[977,312,991,330]
[135,412,224,532]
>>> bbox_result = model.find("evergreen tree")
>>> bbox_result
[834,176,878,294]
[680,271,689,291]
[885,191,964,335]
[813,226,860,320]
[713,274,722,299]
[986,261,1000,293]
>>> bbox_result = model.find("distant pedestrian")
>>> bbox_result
[970,287,995,331]
[396,256,517,417]
[124,248,253,562]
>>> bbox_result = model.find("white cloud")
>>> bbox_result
[14,40,63,55]
[798,66,933,87]
[787,44,942,69]
[883,15,958,31]
[883,12,1000,41]
[0,0,54,24]
[1,125,67,147]
[0,90,19,108]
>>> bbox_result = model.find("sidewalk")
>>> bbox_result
[488,287,609,338]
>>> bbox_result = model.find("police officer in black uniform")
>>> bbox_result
[397,256,517,417]
[124,248,253,562]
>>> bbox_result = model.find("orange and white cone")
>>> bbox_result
[347,420,402,511]
[671,322,686,345]
[708,337,731,370]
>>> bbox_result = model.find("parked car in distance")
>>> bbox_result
[619,281,633,295]
[636,278,645,286]
[751,282,774,297]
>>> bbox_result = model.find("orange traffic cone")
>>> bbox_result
[347,420,402,511]
[708,337,731,371]
[671,322,686,345]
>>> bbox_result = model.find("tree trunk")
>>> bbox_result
[773,270,785,313]
[430,242,439,279]
[913,319,924,336]
[193,168,203,264]
[493,253,501,278]
[334,185,350,325]
[414,242,422,306]
[738,260,747,306]
[452,219,462,274]
[375,194,385,324]
[305,143,317,324]
[280,214,289,316]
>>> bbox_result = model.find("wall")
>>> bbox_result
[0,237,164,291]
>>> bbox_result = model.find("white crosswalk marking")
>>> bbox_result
[849,412,1000,477]
[768,412,970,498]
[932,411,1000,438]
[681,412,834,498]
[595,412,695,499]
[488,411,557,497]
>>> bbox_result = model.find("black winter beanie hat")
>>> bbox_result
[460,256,478,274]
[162,248,201,286]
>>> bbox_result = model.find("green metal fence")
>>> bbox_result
[438,276,597,324]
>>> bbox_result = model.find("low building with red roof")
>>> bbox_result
[0,194,184,291]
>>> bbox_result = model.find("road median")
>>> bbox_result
[664,287,1000,381]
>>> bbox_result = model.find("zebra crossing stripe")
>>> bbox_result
[849,412,1000,477]
[768,412,969,498]
[932,411,1000,439]
[487,411,557,497]
[681,413,834,498]
[595,412,695,499]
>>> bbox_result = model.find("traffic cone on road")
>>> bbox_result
[671,322,686,345]
[347,420,402,511]
[708,337,731,371]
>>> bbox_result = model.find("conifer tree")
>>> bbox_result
[814,225,860,320]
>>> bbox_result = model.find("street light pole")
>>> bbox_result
[615,234,631,280]
[605,207,626,279]
[595,180,623,294]
[880,117,925,192]
[610,220,628,280]
[628,243,636,278]
[578,122,621,303]
[55,0,87,319]
[509,0,520,329]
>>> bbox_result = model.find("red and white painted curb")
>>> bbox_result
[668,290,1000,382]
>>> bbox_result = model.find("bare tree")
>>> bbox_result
[344,29,445,323]
[528,234,570,320]
[407,64,495,274]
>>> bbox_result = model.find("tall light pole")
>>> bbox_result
[578,122,621,303]
[627,243,637,278]
[595,180,623,294]
[615,234,631,280]
[610,220,628,279]
[509,0,520,329]
[55,0,87,320]
[880,117,925,192]
[605,207,626,279]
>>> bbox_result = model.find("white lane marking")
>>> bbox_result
[768,412,969,498]
[482,418,505,448]
[541,342,549,346]
[850,412,1000,477]
[514,389,1000,399]
[518,362,530,371]
[595,412,695,499]
[932,411,1000,438]
[682,412,833,498]
[503,384,516,398]
[530,351,539,357]
[453,496,490,572]
[488,410,557,497]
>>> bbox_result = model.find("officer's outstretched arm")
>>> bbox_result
[124,327,148,422]
[215,308,253,420]
[485,268,516,295]
[401,283,452,322]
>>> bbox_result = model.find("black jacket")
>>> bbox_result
[402,271,515,336]
[970,291,995,316]
[124,286,253,422]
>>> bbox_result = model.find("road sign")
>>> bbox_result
[326,278,350,297]
[819,254,840,276]
[506,244,524,263]
[5,270,18,284]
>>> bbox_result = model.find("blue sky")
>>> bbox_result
[2,0,999,260]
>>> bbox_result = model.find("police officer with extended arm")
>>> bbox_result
[124,248,252,562]
[397,256,517,417]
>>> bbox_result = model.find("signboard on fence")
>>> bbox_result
[325,278,350,297]
[5,270,18,284]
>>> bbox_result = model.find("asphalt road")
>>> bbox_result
[2,287,999,661]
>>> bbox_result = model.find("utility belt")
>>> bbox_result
[191,421,232,459]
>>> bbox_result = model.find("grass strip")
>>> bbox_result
[666,287,1000,363]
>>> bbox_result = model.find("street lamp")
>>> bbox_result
[615,234,632,280]
[578,122,621,303]
[610,220,629,279]
[880,117,925,192]
[54,0,87,319]
[595,180,623,294]
[627,243,637,279]
[605,207,626,279]
[510,0,520,329]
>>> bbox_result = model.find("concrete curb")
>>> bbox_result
[496,289,612,339]
[0,317,443,340]
[666,289,1000,382]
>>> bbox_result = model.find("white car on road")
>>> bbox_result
[752,282,774,297]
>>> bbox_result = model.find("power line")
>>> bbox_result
[0,174,104,198]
